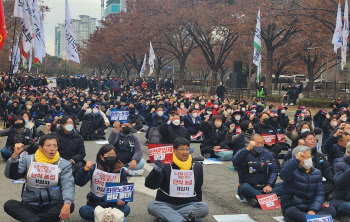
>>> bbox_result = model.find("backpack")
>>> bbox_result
[148,127,163,144]
[80,120,96,140]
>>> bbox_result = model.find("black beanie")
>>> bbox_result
[240,120,251,132]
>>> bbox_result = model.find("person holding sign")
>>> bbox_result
[232,134,282,207]
[75,144,130,221]
[331,142,350,221]
[108,121,145,176]
[3,134,75,222]
[280,146,336,222]
[146,137,209,222]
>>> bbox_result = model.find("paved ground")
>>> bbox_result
[0,110,338,222]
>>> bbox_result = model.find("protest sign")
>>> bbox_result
[306,215,333,222]
[261,134,276,145]
[256,194,281,210]
[110,109,129,123]
[184,93,193,99]
[148,144,173,164]
[169,170,195,198]
[277,133,285,143]
[105,183,134,203]
[191,131,203,140]
[236,126,242,135]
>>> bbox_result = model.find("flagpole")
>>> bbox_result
[335,58,338,100]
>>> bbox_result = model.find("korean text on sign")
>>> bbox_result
[110,109,129,123]
[105,183,134,203]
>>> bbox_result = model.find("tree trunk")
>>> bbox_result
[210,68,218,95]
[177,62,185,89]
[266,49,274,95]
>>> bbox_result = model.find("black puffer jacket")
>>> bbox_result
[200,121,229,149]
[51,126,86,162]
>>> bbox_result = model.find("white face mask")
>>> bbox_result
[215,122,222,128]
[241,108,246,112]
[207,111,212,115]
[303,158,313,170]
[342,118,347,122]
[157,111,164,116]
[300,129,310,134]
[26,105,32,110]
[172,119,181,126]
[226,109,232,114]
[257,103,262,106]
[64,124,74,132]
[191,100,195,103]
[93,108,99,114]
[281,109,286,114]
[192,113,198,118]
[331,121,338,127]
[201,102,205,105]
[180,105,185,109]
[214,105,219,109]
[195,105,200,109]
[235,116,241,121]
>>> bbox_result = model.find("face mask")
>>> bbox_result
[93,109,99,114]
[172,119,181,126]
[55,106,61,111]
[129,107,135,111]
[257,103,262,106]
[64,124,74,132]
[14,122,24,129]
[201,102,205,105]
[207,111,212,115]
[253,146,264,154]
[191,100,195,103]
[180,105,185,109]
[281,109,286,114]
[26,105,32,110]
[122,126,132,135]
[331,121,338,127]
[303,158,313,170]
[226,109,232,114]
[104,156,117,166]
[241,108,246,112]
[263,118,269,125]
[247,128,254,135]
[195,105,200,109]
[235,116,241,121]
[24,119,29,125]
[214,105,219,109]
[21,97,26,100]
[157,111,164,116]
[215,121,222,128]
[342,118,348,122]
[192,113,198,118]
[300,129,310,134]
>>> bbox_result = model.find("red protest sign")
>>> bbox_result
[261,134,276,145]
[191,131,203,140]
[184,93,193,99]
[236,126,241,135]
[148,144,173,164]
[256,193,281,210]
[276,133,285,143]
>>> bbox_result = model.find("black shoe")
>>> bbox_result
[325,193,333,201]
[147,159,152,163]
[248,198,259,207]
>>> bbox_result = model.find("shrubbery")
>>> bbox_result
[298,98,332,108]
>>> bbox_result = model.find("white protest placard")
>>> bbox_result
[169,170,195,198]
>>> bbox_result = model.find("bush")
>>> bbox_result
[267,95,282,103]
[298,98,332,108]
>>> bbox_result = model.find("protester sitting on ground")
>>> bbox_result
[145,137,209,222]
[200,106,213,122]
[330,142,350,221]
[4,134,75,222]
[280,146,336,222]
[78,104,107,140]
[286,120,314,149]
[323,128,350,165]
[75,144,130,221]
[200,115,229,158]
[108,121,145,176]
[127,103,143,132]
[313,109,328,128]
[46,116,86,177]
[21,111,39,142]
[331,97,349,115]
[224,109,243,128]
[0,116,37,160]
[226,120,255,156]
[184,108,202,136]
[282,132,334,200]
[145,106,168,140]
[277,105,289,130]
[65,98,81,124]
[321,114,339,147]
[49,101,65,123]
[232,134,282,207]
[159,111,191,144]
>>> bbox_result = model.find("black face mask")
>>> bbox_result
[304,117,311,122]
[14,122,24,129]
[247,128,254,135]
[129,107,135,112]
[253,146,264,154]
[56,106,61,111]
[104,156,117,166]
[122,126,132,135]
[263,118,269,125]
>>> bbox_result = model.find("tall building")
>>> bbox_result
[54,15,97,58]
[105,0,126,18]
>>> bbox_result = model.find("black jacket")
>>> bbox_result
[159,122,191,144]
[145,161,203,205]
[200,121,229,149]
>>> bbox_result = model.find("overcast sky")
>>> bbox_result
[43,0,101,55]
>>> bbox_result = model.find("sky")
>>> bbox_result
[43,0,101,56]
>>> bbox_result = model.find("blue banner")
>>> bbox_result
[110,109,129,123]
[105,183,134,203]
[306,215,333,222]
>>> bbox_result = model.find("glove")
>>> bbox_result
[154,160,164,172]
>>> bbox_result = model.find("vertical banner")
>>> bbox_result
[149,41,156,74]
[0,0,7,51]
[253,9,262,84]
[65,0,80,63]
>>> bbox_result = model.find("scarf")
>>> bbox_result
[35,150,60,164]
[173,153,192,170]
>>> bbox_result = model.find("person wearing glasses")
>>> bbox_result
[145,137,209,222]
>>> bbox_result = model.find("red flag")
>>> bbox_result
[0,0,7,51]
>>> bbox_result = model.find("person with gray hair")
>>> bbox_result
[280,145,336,222]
